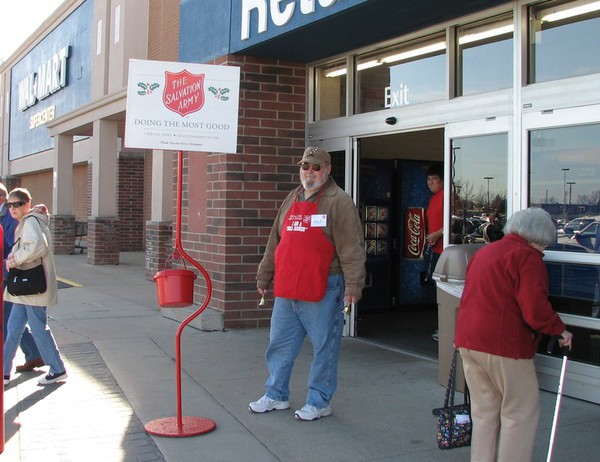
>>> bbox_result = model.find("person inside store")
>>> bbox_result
[251,147,366,421]
[0,182,45,373]
[482,212,504,244]
[455,207,572,461]
[425,163,444,341]
[425,163,444,257]
[3,188,68,386]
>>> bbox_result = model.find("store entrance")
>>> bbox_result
[356,129,444,358]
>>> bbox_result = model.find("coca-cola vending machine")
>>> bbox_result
[397,161,438,305]
[359,159,437,313]
[360,159,394,312]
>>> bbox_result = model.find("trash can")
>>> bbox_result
[432,244,485,392]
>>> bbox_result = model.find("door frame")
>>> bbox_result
[312,137,358,336]
[445,116,514,249]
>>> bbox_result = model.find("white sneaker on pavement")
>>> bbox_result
[294,404,333,421]
[249,394,290,413]
[38,371,68,385]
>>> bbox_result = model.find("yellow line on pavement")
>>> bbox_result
[57,276,82,288]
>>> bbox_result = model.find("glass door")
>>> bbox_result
[312,137,357,336]
[446,117,511,248]
[524,106,600,404]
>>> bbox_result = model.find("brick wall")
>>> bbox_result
[0,177,21,194]
[148,0,179,61]
[17,171,53,211]
[143,153,153,234]
[118,152,145,251]
[177,55,307,329]
[73,163,89,221]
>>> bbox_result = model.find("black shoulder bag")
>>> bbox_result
[6,216,48,296]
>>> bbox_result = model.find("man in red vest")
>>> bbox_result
[425,164,443,341]
[251,147,366,421]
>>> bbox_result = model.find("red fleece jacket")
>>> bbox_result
[455,234,565,359]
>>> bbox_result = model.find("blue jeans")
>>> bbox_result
[264,274,345,408]
[4,301,42,361]
[3,304,66,376]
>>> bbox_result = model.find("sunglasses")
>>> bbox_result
[301,162,322,172]
[7,201,26,208]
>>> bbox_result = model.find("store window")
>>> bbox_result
[543,260,600,366]
[529,0,600,83]
[456,15,513,96]
[450,134,508,245]
[314,59,347,121]
[529,123,600,250]
[356,35,446,114]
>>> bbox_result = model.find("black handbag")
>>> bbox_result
[432,349,472,449]
[7,264,47,296]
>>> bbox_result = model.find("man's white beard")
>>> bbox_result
[302,174,328,193]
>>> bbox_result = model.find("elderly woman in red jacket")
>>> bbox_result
[455,207,572,462]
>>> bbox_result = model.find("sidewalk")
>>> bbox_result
[2,252,598,461]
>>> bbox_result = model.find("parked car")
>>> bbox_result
[572,220,600,252]
[451,216,481,243]
[558,216,598,236]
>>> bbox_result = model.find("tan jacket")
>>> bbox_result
[5,211,58,307]
[257,178,366,299]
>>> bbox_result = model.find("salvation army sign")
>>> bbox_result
[164,70,205,116]
[125,59,240,154]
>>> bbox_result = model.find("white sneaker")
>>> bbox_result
[38,371,68,385]
[3,375,9,386]
[249,394,290,413]
[294,404,333,421]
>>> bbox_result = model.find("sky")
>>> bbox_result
[0,0,65,63]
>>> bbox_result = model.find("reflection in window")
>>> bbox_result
[529,0,600,83]
[540,260,600,366]
[529,124,600,252]
[314,60,347,121]
[356,35,446,114]
[538,326,599,366]
[450,134,508,245]
[457,16,513,96]
[329,150,346,189]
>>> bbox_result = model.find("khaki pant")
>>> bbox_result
[459,348,540,462]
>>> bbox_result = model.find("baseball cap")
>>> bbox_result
[297,147,331,165]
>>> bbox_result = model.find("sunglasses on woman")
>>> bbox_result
[7,201,26,208]
[300,162,322,172]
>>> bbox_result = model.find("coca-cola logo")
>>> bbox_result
[404,208,425,260]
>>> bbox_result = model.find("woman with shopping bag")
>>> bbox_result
[3,188,67,386]
[455,208,572,461]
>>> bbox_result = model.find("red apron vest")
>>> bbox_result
[274,190,335,302]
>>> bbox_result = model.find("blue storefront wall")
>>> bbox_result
[9,0,93,160]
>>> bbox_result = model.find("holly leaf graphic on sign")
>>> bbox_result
[137,82,160,96]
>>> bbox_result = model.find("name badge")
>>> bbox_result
[311,214,327,227]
